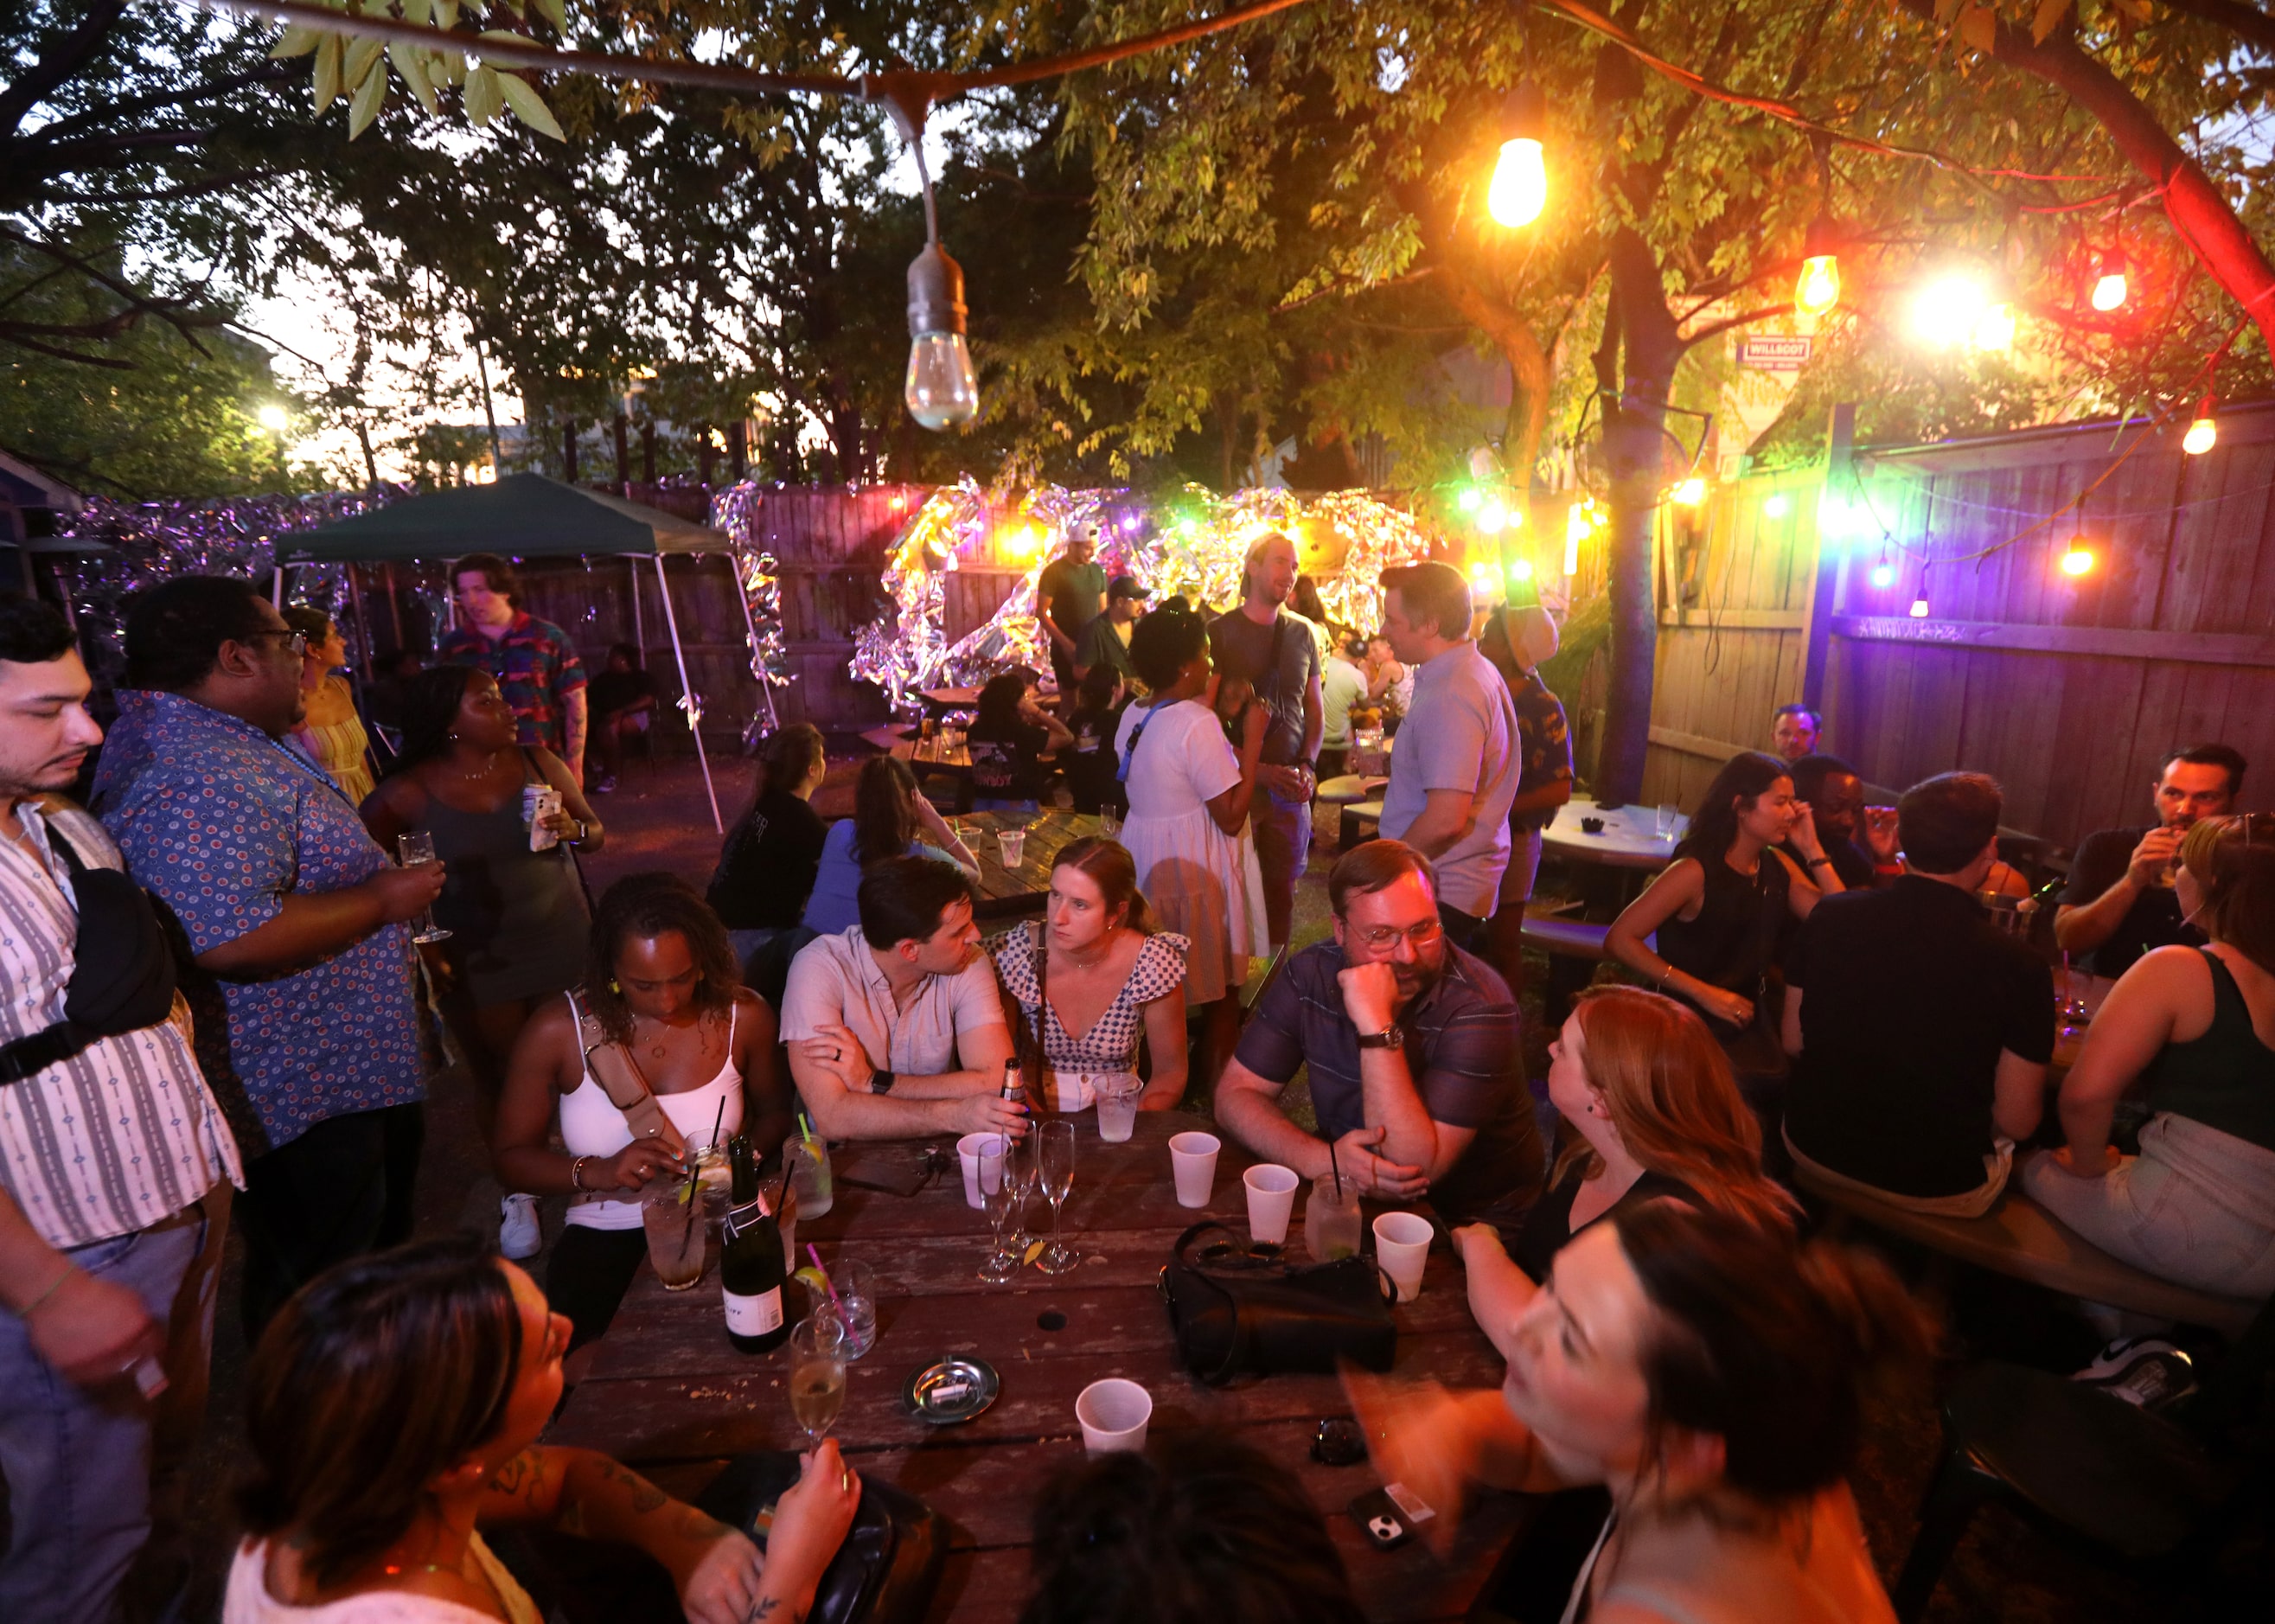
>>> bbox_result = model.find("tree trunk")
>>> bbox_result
[641,420,656,483]
[562,422,578,484]
[1594,227,1684,809]
[612,412,630,491]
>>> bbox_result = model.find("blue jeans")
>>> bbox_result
[0,1204,209,1623]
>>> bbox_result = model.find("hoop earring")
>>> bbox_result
[609,978,621,994]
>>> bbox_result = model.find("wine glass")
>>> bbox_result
[976,1141,1020,1284]
[1036,1121,1077,1276]
[787,1314,847,1447]
[396,831,451,944]
[1001,1128,1038,1255]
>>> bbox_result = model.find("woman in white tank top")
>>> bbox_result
[492,875,789,1360]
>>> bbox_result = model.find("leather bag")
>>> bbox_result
[570,995,688,1159]
[1158,1220,1397,1384]
[697,1452,945,1624]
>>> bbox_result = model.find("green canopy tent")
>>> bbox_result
[282,473,751,831]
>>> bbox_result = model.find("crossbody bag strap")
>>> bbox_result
[572,993,687,1157]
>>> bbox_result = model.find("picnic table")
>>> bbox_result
[1541,796,1684,872]
[953,809,1104,920]
[544,1114,1523,1621]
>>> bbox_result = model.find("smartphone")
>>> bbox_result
[1347,1480,1435,1550]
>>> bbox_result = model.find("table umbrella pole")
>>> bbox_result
[652,553,722,832]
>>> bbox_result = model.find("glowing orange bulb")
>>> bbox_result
[2183,414,2217,456]
[2091,272,2127,312]
[2059,547,2095,578]
[1795,254,1840,317]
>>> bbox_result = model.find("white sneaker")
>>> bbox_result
[500,1192,542,1260]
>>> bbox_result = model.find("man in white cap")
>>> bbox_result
[1481,603,1572,997]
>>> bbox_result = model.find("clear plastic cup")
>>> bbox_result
[1305,1175,1364,1262]
[1076,1378,1152,1455]
[1243,1164,1300,1246]
[1169,1132,1221,1208]
[639,1180,707,1290]
[997,828,1026,867]
[1093,1074,1142,1142]
[825,1258,879,1359]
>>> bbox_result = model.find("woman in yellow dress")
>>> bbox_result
[282,605,376,805]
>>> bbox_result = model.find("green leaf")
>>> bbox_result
[464,62,502,127]
[391,40,438,116]
[533,0,567,31]
[270,24,322,59]
[402,0,432,24]
[348,49,387,139]
[2030,0,2071,42]
[312,33,342,114]
[432,48,465,88]
[495,72,565,141]
[435,0,460,28]
[344,36,383,92]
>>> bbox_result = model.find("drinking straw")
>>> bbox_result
[680,1097,729,1249]
[805,1243,846,1316]
[798,1109,818,1146]
[1328,1140,1343,1203]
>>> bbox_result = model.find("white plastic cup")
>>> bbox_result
[958,1132,1003,1210]
[1075,1378,1153,1455]
[1168,1132,1221,1208]
[1372,1212,1433,1303]
[1243,1163,1300,1246]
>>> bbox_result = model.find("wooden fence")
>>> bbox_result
[1633,402,2275,852]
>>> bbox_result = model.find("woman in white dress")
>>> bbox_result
[1115,604,1268,1080]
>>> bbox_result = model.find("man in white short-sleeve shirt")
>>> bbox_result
[1376,562,1519,950]
[781,854,1025,1141]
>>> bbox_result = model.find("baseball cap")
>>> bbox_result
[1109,575,1152,601]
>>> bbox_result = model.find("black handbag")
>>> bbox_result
[0,821,178,1085]
[697,1452,946,1624]
[1158,1220,1398,1385]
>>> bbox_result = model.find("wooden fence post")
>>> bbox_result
[1801,401,1855,711]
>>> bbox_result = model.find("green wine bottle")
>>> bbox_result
[720,1135,788,1353]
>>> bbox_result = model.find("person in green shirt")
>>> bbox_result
[1072,574,1149,689]
[1036,528,1107,695]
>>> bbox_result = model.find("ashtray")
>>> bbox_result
[902,1356,1000,1425]
[1579,816,1606,834]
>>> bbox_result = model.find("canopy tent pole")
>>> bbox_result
[629,557,645,663]
[651,553,722,832]
[727,550,780,739]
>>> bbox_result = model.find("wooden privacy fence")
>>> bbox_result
[1637,402,2275,851]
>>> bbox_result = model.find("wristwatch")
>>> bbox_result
[868,1068,897,1095]
[1355,1026,1403,1051]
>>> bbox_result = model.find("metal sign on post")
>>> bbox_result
[1740,336,1814,372]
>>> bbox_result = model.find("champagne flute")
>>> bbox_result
[976,1141,1019,1284]
[396,831,451,944]
[1036,1121,1077,1276]
[1002,1127,1038,1255]
[787,1314,847,1447]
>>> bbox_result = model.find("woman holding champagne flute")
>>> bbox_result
[990,836,1190,1114]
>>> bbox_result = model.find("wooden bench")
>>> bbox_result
[1793,1162,2261,1336]
[1520,916,1614,961]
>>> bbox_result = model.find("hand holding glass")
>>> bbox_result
[397,831,451,944]
[788,1314,847,1447]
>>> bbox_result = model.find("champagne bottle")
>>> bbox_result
[720,1135,789,1353]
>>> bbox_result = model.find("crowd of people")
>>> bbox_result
[0,524,2265,1624]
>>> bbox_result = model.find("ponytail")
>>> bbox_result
[750,724,825,802]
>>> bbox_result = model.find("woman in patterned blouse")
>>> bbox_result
[991,837,1191,1113]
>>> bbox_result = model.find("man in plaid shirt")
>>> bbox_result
[438,552,590,782]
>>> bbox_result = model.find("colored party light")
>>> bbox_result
[2092,272,2127,312]
[1870,561,1896,589]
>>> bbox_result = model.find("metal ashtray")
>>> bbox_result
[902,1356,1000,1425]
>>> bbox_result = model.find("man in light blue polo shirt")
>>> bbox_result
[1375,561,1519,951]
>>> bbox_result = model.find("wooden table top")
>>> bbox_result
[951,809,1108,920]
[546,1116,1521,1622]
[1541,796,1687,871]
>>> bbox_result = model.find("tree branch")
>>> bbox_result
[2158,0,2275,57]
[0,0,131,142]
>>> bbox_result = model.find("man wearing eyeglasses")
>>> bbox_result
[92,577,443,1339]
[1214,841,1543,1227]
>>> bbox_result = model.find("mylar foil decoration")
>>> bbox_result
[707,480,792,694]
[851,482,1439,714]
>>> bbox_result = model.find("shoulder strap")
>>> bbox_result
[572,993,688,1157]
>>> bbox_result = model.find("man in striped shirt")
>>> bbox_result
[0,593,243,1622]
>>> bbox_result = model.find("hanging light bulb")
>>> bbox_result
[1487,82,1548,228]
[1908,596,1931,618]
[1869,557,1896,590]
[2059,545,2096,577]
[1671,476,1706,507]
[904,243,979,430]
[1476,498,1508,535]
[1764,493,1792,519]
[1510,558,1535,582]
[1456,486,1484,513]
[2183,396,2218,456]
[2091,271,2127,311]
[1794,214,1840,318]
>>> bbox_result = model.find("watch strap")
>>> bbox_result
[869,1067,896,1095]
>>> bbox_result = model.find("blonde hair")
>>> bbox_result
[1553,987,1797,1234]
[2180,813,2275,975]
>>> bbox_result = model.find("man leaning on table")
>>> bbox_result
[1214,841,1545,1233]
[782,854,1026,1141]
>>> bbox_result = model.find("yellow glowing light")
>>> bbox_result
[1488,138,1547,228]
[1764,493,1791,519]
[1476,499,1508,535]
[1671,476,1706,507]
[2183,413,2217,456]
[1973,303,2016,352]
[257,404,289,432]
[1908,598,1931,618]
[1909,274,1989,348]
[2059,547,2095,578]
[1509,558,1535,582]
[1468,561,1504,595]
[2091,272,2127,312]
[1794,254,1840,317]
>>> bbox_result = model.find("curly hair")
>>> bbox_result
[582,873,741,1045]
[384,663,489,777]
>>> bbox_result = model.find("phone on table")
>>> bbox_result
[1348,1480,1435,1550]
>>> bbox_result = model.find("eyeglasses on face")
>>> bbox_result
[247,630,309,657]
[1353,918,1442,951]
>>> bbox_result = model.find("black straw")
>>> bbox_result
[1328,1140,1342,1203]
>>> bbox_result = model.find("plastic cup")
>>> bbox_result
[1371,1212,1433,1303]
[1243,1164,1300,1246]
[1305,1176,1364,1262]
[826,1258,879,1359]
[1168,1132,1221,1208]
[1093,1074,1142,1142]
[1076,1378,1153,1455]
[958,1132,1004,1210]
[1655,802,1679,841]
[997,828,1026,868]
[638,1180,707,1290]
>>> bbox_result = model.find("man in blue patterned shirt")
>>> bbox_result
[94,578,444,1336]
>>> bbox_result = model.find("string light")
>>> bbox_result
[1671,476,1706,506]
[2059,545,2095,577]
[1510,558,1535,582]
[2183,397,2218,456]
[1476,499,1508,535]
[1869,556,1895,590]
[1794,214,1840,317]
[1909,596,1931,617]
[1763,493,1791,519]
[1908,273,2014,351]
[2091,271,2127,311]
[1456,487,1485,513]
[1487,82,1548,228]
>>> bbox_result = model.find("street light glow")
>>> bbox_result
[1671,476,1706,507]
[257,405,289,432]
[1908,274,2012,351]
[1489,140,1546,227]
